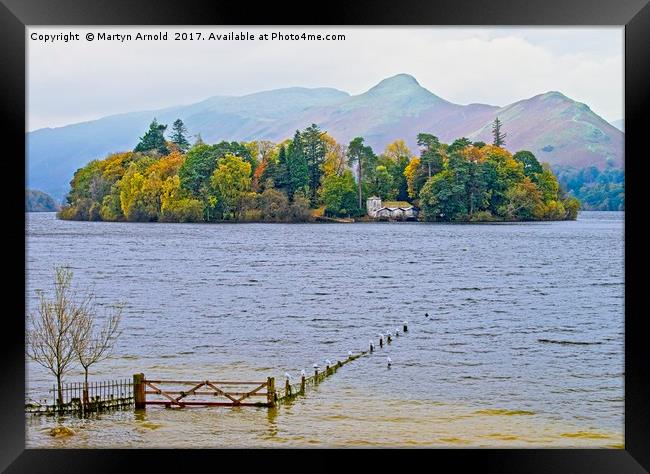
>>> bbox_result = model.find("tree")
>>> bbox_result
[321,134,346,178]
[27,267,91,406]
[289,192,312,222]
[536,164,561,201]
[260,188,289,222]
[381,140,413,200]
[160,175,203,222]
[563,196,581,220]
[404,157,422,199]
[301,124,327,204]
[372,165,395,200]
[447,137,472,155]
[513,150,543,178]
[251,140,277,192]
[286,131,309,199]
[72,302,122,404]
[179,141,254,198]
[263,144,289,191]
[499,177,544,220]
[419,168,468,221]
[170,119,190,152]
[118,164,161,222]
[210,153,252,219]
[417,133,442,178]
[320,170,359,217]
[347,137,376,209]
[134,119,169,154]
[492,117,506,147]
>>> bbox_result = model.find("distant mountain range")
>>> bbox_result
[27,73,624,200]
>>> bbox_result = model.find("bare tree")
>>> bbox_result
[72,303,123,404]
[26,266,91,406]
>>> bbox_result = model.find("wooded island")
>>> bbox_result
[59,118,580,223]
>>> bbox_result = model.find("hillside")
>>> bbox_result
[25,189,59,212]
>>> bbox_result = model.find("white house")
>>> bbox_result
[366,196,419,221]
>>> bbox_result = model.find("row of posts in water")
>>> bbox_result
[273,321,408,404]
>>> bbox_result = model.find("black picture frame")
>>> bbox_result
[2,0,648,471]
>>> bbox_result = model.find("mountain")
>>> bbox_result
[27,74,624,200]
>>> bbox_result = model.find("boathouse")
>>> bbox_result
[366,196,419,221]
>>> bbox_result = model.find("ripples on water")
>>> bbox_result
[25,212,624,447]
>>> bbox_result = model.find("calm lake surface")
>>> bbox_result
[25,211,624,448]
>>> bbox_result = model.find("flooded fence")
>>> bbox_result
[27,321,410,413]
[134,375,273,408]
[134,321,410,409]
[25,379,133,415]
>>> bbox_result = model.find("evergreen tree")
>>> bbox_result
[447,137,472,155]
[301,124,327,204]
[286,131,309,199]
[170,119,190,152]
[134,119,169,155]
[347,137,376,210]
[269,145,289,191]
[416,133,442,178]
[492,117,506,147]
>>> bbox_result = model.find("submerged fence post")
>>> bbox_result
[267,377,276,407]
[133,373,146,409]
[300,375,306,394]
[403,321,408,333]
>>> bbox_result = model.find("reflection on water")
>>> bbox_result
[26,212,624,447]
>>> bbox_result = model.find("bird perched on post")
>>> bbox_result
[348,350,353,357]
[387,357,392,368]
[301,369,306,377]
[284,372,292,381]
[395,328,400,336]
[325,359,332,367]
[313,363,319,369]
[369,340,375,352]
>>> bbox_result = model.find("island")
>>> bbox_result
[58,119,579,223]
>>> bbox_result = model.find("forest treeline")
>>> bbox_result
[554,166,624,211]
[58,118,580,223]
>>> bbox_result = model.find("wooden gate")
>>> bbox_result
[133,374,276,408]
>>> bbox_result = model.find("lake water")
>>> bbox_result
[25,211,624,448]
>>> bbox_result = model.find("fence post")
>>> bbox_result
[300,376,306,394]
[285,378,291,398]
[133,373,146,409]
[403,321,408,332]
[267,377,276,407]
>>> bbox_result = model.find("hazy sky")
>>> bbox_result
[27,26,623,131]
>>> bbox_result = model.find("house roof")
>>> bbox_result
[376,206,417,212]
[383,201,412,208]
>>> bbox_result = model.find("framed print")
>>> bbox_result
[2,0,648,471]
